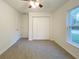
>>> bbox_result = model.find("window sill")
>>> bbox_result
[67,40,79,48]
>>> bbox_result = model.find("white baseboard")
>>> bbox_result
[0,33,21,55]
[53,40,76,59]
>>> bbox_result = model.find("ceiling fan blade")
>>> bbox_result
[39,4,43,8]
[29,5,32,8]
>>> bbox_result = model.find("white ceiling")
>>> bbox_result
[4,0,69,13]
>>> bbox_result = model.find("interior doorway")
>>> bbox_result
[32,16,50,40]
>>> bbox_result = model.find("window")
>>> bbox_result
[67,7,79,48]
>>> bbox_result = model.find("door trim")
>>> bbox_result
[32,16,50,40]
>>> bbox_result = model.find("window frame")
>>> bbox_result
[66,7,79,48]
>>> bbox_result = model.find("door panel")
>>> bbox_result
[32,16,50,40]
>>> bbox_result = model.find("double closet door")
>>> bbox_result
[32,16,50,40]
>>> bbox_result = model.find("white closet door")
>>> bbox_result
[32,16,50,40]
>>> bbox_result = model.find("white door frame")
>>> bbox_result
[32,16,50,40]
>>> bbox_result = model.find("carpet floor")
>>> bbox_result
[0,39,75,59]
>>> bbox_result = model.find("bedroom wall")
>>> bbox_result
[0,0,22,54]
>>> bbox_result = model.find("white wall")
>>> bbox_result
[51,0,79,59]
[0,0,22,54]
[20,14,29,38]
[29,12,52,40]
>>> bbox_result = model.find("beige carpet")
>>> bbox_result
[0,39,75,59]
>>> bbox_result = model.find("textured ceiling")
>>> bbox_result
[4,0,69,13]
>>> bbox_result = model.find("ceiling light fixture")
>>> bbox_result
[35,2,39,7]
[29,1,40,8]
[24,0,43,8]
[30,1,36,8]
